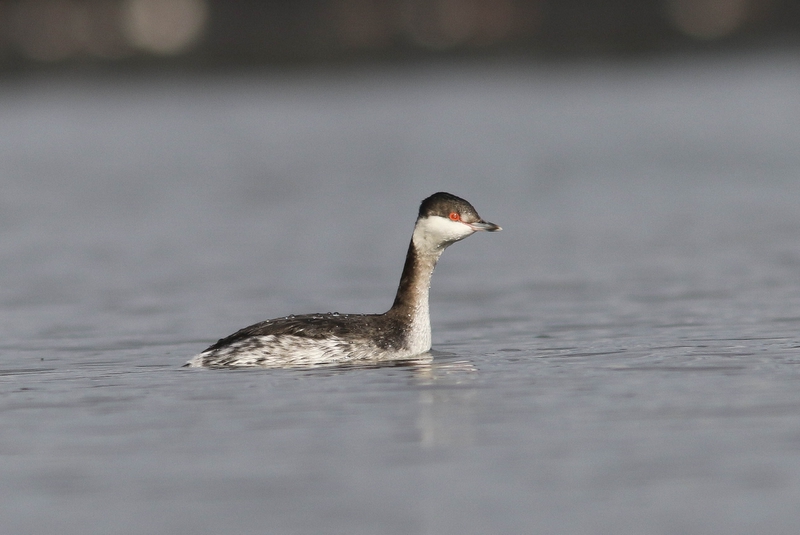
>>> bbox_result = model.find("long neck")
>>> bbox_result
[388,230,445,354]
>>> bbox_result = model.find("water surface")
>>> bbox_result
[2,53,800,534]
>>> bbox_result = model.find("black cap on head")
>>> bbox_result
[418,192,480,221]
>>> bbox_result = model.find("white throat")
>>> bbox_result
[412,215,476,255]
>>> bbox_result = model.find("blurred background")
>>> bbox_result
[4,2,800,535]
[0,0,799,70]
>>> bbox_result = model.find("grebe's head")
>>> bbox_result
[413,192,501,253]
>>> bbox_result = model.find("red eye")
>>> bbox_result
[449,212,461,221]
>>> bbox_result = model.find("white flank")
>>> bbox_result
[186,334,415,368]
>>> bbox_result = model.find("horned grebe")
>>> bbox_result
[185,192,500,368]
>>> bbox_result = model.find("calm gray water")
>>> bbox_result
[2,52,800,534]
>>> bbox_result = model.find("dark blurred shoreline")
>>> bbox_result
[1,0,799,74]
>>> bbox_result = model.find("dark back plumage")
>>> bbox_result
[201,312,408,354]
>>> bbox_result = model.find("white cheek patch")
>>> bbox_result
[413,215,475,252]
